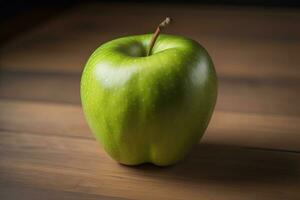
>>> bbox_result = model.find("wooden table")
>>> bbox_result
[0,3,300,199]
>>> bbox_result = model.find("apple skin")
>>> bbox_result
[81,34,217,166]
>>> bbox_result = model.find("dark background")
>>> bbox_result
[1,0,300,43]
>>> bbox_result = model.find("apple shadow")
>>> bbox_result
[122,143,300,184]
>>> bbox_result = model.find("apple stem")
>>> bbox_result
[147,17,172,56]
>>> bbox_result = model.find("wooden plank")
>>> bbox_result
[0,71,80,104]
[3,34,300,79]
[218,76,300,116]
[1,71,299,116]
[0,100,89,139]
[1,99,300,152]
[0,3,300,80]
[0,182,124,200]
[0,130,299,200]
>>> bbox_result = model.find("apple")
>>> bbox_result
[81,19,217,166]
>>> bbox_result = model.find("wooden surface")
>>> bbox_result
[0,3,300,199]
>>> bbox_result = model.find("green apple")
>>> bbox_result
[81,33,217,166]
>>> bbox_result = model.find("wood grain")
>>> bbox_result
[0,130,299,200]
[1,71,299,116]
[0,2,300,199]
[0,183,124,200]
[1,100,300,152]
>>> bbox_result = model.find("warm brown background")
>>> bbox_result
[0,2,300,200]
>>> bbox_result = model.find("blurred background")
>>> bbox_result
[1,0,299,127]
[0,1,300,199]
[1,0,300,42]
